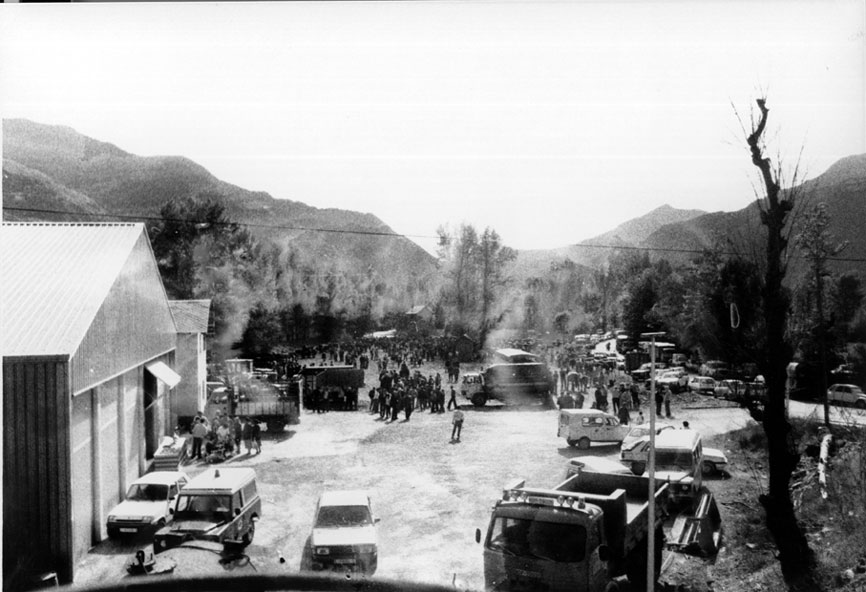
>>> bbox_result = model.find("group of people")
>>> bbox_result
[556,374,676,426]
[368,369,459,422]
[188,411,262,463]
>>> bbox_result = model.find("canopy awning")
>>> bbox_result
[146,361,181,388]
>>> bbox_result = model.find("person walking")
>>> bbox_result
[451,409,464,442]
[638,410,645,425]
[656,386,665,416]
[611,386,621,414]
[447,386,458,411]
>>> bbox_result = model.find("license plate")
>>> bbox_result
[119,528,137,533]
[334,559,356,565]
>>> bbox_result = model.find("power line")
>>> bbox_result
[5,205,866,263]
[2,206,440,241]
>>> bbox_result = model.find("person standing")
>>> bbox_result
[611,386,621,414]
[191,417,207,460]
[252,420,262,454]
[241,417,254,454]
[404,391,414,421]
[232,416,242,451]
[663,386,672,418]
[447,386,458,410]
[617,401,630,425]
[656,386,665,416]
[451,409,464,442]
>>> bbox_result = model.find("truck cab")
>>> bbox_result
[479,472,668,592]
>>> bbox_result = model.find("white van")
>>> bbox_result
[557,408,629,449]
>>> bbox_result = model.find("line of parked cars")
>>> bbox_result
[108,467,379,575]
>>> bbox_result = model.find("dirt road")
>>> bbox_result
[74,378,753,590]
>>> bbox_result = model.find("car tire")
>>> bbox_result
[471,392,487,407]
[856,400,866,410]
[578,437,591,450]
[702,461,716,476]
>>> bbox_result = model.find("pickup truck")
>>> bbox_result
[477,471,669,591]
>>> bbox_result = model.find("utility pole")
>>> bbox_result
[642,331,665,592]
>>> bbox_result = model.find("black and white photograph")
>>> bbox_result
[1,2,865,591]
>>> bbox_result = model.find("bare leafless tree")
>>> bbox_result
[746,97,817,588]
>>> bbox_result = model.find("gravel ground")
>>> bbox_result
[73,362,754,590]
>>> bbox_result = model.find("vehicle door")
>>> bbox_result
[601,416,623,442]
[583,416,603,441]
[166,481,183,521]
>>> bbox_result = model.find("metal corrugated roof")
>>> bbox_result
[169,299,211,333]
[1,222,146,356]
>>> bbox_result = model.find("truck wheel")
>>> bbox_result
[267,420,286,433]
[702,460,716,476]
[604,582,620,592]
[578,437,591,450]
[631,461,646,475]
[242,521,255,547]
[471,393,487,407]
[856,400,866,410]
[625,539,648,587]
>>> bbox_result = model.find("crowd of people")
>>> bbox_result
[367,367,458,422]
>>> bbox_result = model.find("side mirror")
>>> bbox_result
[169,508,174,515]
[234,508,241,516]
[374,517,381,524]
[598,544,610,561]
[475,528,481,544]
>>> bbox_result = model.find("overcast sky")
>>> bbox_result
[1,1,864,254]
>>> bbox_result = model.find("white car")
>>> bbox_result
[827,384,866,409]
[309,490,379,574]
[620,438,729,476]
[687,376,717,394]
[563,456,633,480]
[620,423,675,451]
[655,370,688,392]
[107,471,188,537]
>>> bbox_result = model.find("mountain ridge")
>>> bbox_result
[3,118,436,285]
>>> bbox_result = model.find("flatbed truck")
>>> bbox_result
[477,471,668,592]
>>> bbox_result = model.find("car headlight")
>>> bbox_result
[107,515,116,522]
[315,547,330,555]
[157,539,167,549]
[356,544,376,554]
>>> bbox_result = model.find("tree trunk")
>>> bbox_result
[748,98,816,588]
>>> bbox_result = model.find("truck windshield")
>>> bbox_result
[316,505,372,528]
[126,483,168,502]
[486,517,587,562]
[656,450,695,470]
[174,494,232,520]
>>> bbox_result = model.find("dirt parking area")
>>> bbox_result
[74,364,755,590]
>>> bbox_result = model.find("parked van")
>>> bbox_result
[153,467,261,552]
[557,408,629,449]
